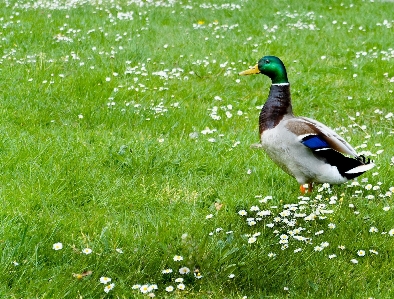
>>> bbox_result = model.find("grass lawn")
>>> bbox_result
[1,0,394,298]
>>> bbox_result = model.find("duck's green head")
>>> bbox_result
[239,56,289,84]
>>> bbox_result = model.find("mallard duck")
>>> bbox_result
[239,56,375,193]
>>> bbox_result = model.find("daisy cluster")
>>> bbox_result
[131,255,203,297]
[355,47,394,61]
[346,178,392,200]
[277,11,319,31]
[207,101,246,121]
[189,125,242,150]
[50,244,205,296]
[192,20,239,31]
[235,186,338,251]
[327,108,394,168]
[376,19,393,29]
[198,3,242,10]
[221,179,394,261]
[189,57,241,77]
[10,0,179,10]
[192,20,240,40]
[100,276,115,294]
[49,244,123,293]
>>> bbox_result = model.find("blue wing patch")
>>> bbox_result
[301,135,330,150]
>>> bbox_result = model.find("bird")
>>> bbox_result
[239,55,375,193]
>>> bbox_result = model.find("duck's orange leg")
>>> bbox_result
[300,183,313,194]
[300,184,306,194]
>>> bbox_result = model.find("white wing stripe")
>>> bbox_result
[345,163,375,174]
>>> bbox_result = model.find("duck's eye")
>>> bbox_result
[265,59,270,64]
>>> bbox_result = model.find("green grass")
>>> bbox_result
[1,0,394,298]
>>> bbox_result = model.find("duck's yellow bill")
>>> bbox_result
[239,64,260,76]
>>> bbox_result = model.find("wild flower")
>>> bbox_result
[82,248,92,254]
[104,283,115,293]
[53,242,63,250]
[321,242,329,248]
[150,284,158,291]
[369,227,379,233]
[238,210,247,216]
[257,210,271,216]
[248,237,257,244]
[140,285,150,294]
[247,220,257,226]
[177,283,186,290]
[280,210,291,217]
[357,250,366,256]
[179,267,190,274]
[304,214,316,221]
[350,259,358,264]
[329,196,337,204]
[259,195,273,203]
[228,274,235,279]
[165,286,174,292]
[174,278,184,283]
[201,127,216,135]
[173,255,183,261]
[250,206,260,211]
[279,239,288,245]
[162,268,173,274]
[314,245,323,252]
[294,235,307,241]
[100,277,111,284]
[280,234,288,240]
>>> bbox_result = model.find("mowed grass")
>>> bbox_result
[0,0,393,298]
